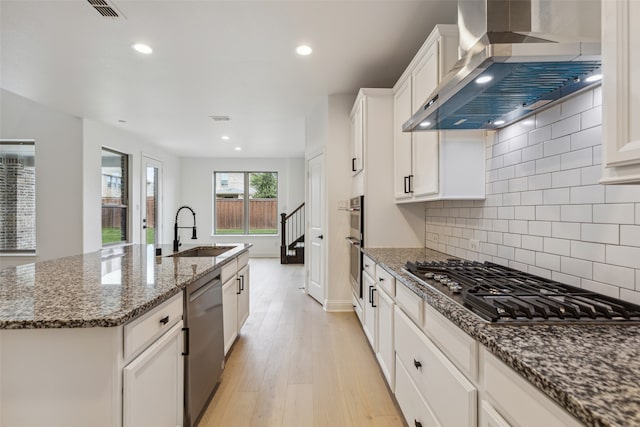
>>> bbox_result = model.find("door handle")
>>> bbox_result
[240,275,245,291]
[317,235,323,240]
[352,158,357,172]
[236,277,242,294]
[182,327,189,356]
[404,176,409,194]
[371,288,377,308]
[408,174,414,193]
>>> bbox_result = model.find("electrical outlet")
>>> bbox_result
[469,239,480,251]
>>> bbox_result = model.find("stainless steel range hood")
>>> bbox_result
[403,0,601,132]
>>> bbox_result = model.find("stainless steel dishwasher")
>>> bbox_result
[183,268,224,427]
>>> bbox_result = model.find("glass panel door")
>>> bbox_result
[142,156,162,245]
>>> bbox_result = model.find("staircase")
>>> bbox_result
[280,203,305,264]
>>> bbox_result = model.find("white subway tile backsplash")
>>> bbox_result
[581,223,619,244]
[544,237,570,256]
[594,86,602,106]
[536,205,561,221]
[509,261,529,272]
[593,204,635,224]
[516,161,536,177]
[492,180,509,194]
[536,155,561,174]
[581,165,602,185]
[551,115,581,138]
[509,177,528,192]
[498,207,515,220]
[509,220,528,234]
[543,188,570,205]
[503,150,522,167]
[487,169,499,183]
[536,106,561,127]
[522,144,544,162]
[498,167,515,181]
[561,205,593,223]
[528,265,552,279]
[515,248,536,264]
[561,91,593,118]
[521,190,543,205]
[581,106,602,129]
[620,225,640,248]
[571,126,602,151]
[543,136,571,157]
[522,235,544,251]
[493,141,509,156]
[529,221,552,236]
[482,242,498,256]
[552,271,582,287]
[509,134,528,151]
[570,185,605,204]
[551,169,581,188]
[503,193,521,206]
[488,156,504,170]
[606,245,640,269]
[593,145,602,165]
[593,263,635,290]
[503,233,522,248]
[561,147,593,170]
[493,220,509,232]
[487,231,503,244]
[561,256,593,279]
[620,289,640,305]
[537,252,561,270]
[498,245,515,260]
[529,173,552,190]
[515,206,535,220]
[483,207,498,218]
[552,222,581,240]
[571,240,606,262]
[581,279,619,298]
[529,125,552,145]
[606,186,640,203]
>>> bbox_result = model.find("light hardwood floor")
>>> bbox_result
[198,258,405,427]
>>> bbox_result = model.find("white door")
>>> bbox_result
[307,154,324,304]
[141,156,162,245]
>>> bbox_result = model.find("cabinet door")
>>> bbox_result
[362,271,377,350]
[222,275,238,355]
[395,355,441,427]
[394,78,414,200]
[480,401,512,427]
[376,286,395,391]
[123,321,184,427]
[412,42,439,112]
[237,263,250,331]
[351,97,364,175]
[603,0,640,170]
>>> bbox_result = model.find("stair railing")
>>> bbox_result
[280,202,305,264]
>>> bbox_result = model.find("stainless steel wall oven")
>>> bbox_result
[346,195,364,298]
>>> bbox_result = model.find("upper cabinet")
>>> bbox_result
[393,25,486,203]
[350,96,364,176]
[600,0,640,184]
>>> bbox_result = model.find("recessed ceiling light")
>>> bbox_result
[585,74,602,83]
[234,147,242,151]
[221,135,230,140]
[296,45,312,56]
[419,121,431,128]
[493,120,506,126]
[132,43,153,54]
[475,75,493,84]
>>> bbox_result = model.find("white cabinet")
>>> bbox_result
[375,285,395,391]
[362,269,377,350]
[393,24,486,202]
[222,252,251,355]
[600,0,640,184]
[123,321,184,427]
[350,96,364,175]
[480,401,512,427]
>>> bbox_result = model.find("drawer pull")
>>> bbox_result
[159,315,169,325]
[237,277,242,295]
[414,420,422,427]
[413,359,422,369]
[379,277,384,281]
[371,288,377,308]
[364,264,370,268]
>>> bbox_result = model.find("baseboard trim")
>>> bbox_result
[324,299,355,312]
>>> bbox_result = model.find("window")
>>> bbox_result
[101,148,129,245]
[0,141,36,254]
[214,172,278,235]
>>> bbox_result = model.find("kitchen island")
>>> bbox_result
[0,243,251,427]
[363,247,640,427]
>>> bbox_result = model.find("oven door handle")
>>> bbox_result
[345,237,361,246]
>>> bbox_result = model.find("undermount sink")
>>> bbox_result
[168,246,235,257]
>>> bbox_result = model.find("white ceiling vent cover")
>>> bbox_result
[210,116,231,122]
[87,0,124,18]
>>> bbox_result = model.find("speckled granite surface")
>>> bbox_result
[363,247,640,427]
[0,244,250,329]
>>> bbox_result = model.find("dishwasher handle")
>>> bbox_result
[182,327,189,356]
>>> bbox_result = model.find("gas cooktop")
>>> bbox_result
[405,259,640,324]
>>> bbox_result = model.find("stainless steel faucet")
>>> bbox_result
[173,205,197,252]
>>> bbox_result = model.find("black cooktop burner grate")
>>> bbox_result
[405,260,640,323]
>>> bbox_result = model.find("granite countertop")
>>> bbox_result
[0,243,251,329]
[363,247,640,427]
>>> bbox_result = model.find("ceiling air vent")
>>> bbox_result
[210,116,231,122]
[87,0,123,18]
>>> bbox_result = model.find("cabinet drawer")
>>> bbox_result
[375,265,396,297]
[221,258,238,284]
[395,354,440,427]
[363,255,376,279]
[396,283,423,326]
[124,292,183,361]
[424,304,478,381]
[237,251,250,269]
[395,307,477,427]
[482,348,582,427]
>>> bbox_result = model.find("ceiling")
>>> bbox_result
[1,0,457,158]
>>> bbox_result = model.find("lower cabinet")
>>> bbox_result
[222,253,251,355]
[480,400,512,427]
[237,263,250,330]
[395,355,440,427]
[123,321,184,427]
[375,285,395,391]
[362,269,377,350]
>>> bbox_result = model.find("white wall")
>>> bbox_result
[425,87,640,304]
[179,157,305,257]
[82,119,181,252]
[0,89,83,268]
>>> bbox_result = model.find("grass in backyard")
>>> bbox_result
[215,228,277,235]
[102,227,124,244]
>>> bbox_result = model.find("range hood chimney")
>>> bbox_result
[403,0,601,132]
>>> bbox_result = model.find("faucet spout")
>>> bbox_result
[173,205,197,252]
